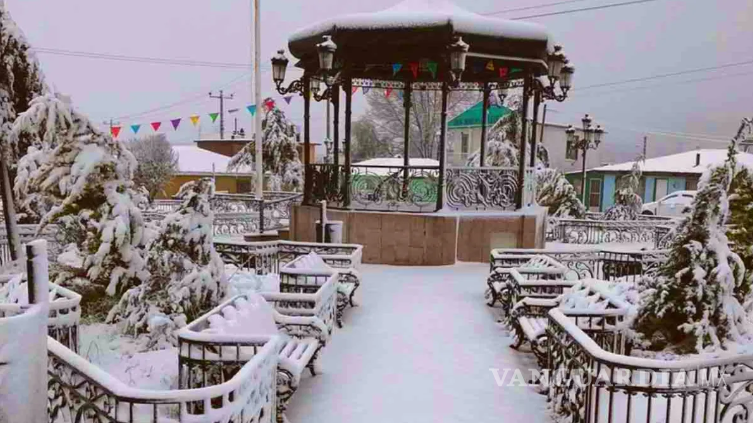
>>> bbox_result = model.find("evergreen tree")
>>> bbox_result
[634,143,749,352]
[108,178,227,346]
[536,168,586,218]
[728,166,753,301]
[11,94,149,301]
[228,99,303,191]
[603,158,643,220]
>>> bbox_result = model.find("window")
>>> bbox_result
[686,178,698,191]
[654,178,668,201]
[572,177,583,196]
[461,133,470,154]
[589,178,602,211]
[565,140,578,161]
[236,179,252,193]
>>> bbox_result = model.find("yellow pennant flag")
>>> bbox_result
[190,115,200,126]
[486,60,495,71]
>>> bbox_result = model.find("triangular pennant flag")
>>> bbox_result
[499,67,509,78]
[409,62,419,79]
[427,62,438,79]
[171,118,181,130]
[362,86,371,95]
[352,86,359,94]
[247,105,257,116]
[385,87,393,98]
[486,60,495,71]
[264,99,275,111]
[111,126,121,139]
[283,95,293,105]
[392,63,402,76]
[209,113,219,123]
[397,90,404,101]
[511,67,523,74]
[130,124,141,134]
[472,62,483,74]
[151,122,162,131]
[190,115,200,126]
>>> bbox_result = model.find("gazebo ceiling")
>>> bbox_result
[288,0,553,81]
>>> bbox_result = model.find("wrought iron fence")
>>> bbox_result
[547,217,678,247]
[445,167,519,210]
[0,224,61,267]
[306,164,439,212]
[546,308,753,423]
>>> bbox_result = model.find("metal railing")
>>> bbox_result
[547,217,679,248]
[0,224,61,267]
[546,308,753,423]
[445,167,519,211]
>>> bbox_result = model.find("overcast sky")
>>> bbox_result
[6,0,753,162]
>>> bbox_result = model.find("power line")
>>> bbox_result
[482,0,601,16]
[33,47,267,70]
[575,59,753,91]
[509,0,661,20]
[572,70,753,98]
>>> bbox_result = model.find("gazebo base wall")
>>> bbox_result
[290,205,547,265]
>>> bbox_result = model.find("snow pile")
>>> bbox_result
[108,178,227,348]
[203,294,279,337]
[11,94,150,299]
[228,98,303,191]
[288,252,333,272]
[557,280,638,315]
[634,143,752,353]
[227,269,281,297]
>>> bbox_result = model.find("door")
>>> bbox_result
[654,179,668,201]
[588,179,602,212]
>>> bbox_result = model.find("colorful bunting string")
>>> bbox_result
[130,124,141,134]
[171,118,181,130]
[283,95,293,104]
[263,99,275,111]
[392,63,402,76]
[111,126,121,139]
[151,122,161,132]
[427,62,438,79]
[486,60,495,71]
[409,62,419,79]
[209,113,219,123]
[189,115,200,126]
[247,105,257,116]
[499,67,509,78]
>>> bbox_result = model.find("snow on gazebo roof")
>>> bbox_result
[288,0,553,79]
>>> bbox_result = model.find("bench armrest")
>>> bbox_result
[273,311,329,344]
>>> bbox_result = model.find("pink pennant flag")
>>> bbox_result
[170,118,181,130]
[352,86,359,94]
[499,67,509,78]
[409,62,419,79]
[110,126,121,139]
[264,99,276,111]
[385,88,393,99]
[151,122,161,132]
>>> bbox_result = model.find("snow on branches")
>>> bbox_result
[536,168,586,218]
[603,158,643,221]
[634,143,750,353]
[10,93,149,298]
[108,178,226,347]
[228,99,303,192]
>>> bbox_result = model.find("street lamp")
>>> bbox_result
[566,114,605,206]
[323,137,333,163]
[448,36,469,83]
[529,46,573,102]
[316,35,337,72]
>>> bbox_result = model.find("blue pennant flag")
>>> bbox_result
[131,124,141,134]
[247,105,257,116]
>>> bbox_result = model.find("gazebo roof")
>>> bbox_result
[288,0,553,82]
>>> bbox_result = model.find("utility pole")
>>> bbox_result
[253,0,264,200]
[103,119,120,135]
[209,90,234,140]
[642,135,647,160]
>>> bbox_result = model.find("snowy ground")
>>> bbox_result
[286,263,549,423]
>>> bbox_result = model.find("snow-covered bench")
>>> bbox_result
[177,293,330,422]
[0,272,82,352]
[509,280,632,367]
[486,255,571,312]
[216,240,363,327]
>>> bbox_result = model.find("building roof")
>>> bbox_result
[448,102,511,129]
[588,149,753,175]
[173,145,252,174]
[352,157,439,176]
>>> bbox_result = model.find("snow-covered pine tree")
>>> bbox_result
[465,94,549,168]
[10,93,149,304]
[633,142,749,353]
[535,168,586,218]
[603,158,643,220]
[228,99,303,192]
[108,178,227,345]
[728,165,753,301]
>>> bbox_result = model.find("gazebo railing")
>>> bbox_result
[306,164,439,212]
[445,166,519,211]
[547,217,678,247]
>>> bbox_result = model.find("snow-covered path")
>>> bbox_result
[286,263,549,423]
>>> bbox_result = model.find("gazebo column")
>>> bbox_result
[436,82,449,212]
[402,82,412,195]
[343,76,353,208]
[515,72,531,209]
[303,73,311,204]
[332,84,341,195]
[530,89,542,167]
[480,83,490,167]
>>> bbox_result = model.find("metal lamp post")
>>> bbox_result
[566,114,604,205]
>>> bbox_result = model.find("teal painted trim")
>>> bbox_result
[668,177,686,194]
[602,174,616,212]
[644,176,656,202]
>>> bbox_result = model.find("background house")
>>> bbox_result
[195,136,318,163]
[159,145,253,198]
[567,149,753,212]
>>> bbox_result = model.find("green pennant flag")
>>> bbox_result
[511,67,523,74]
[427,62,438,79]
[209,112,219,123]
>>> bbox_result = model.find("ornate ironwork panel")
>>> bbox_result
[445,167,518,211]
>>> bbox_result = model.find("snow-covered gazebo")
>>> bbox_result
[271,0,575,264]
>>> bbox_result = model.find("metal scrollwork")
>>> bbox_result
[445,167,518,211]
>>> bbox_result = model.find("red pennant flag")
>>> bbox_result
[409,62,419,79]
[170,118,181,130]
[499,67,509,78]
[352,86,359,94]
[110,126,121,139]
[151,122,161,132]
[385,88,393,98]
[264,99,275,111]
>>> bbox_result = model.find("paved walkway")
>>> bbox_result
[286,263,550,423]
